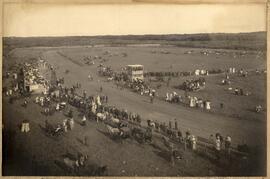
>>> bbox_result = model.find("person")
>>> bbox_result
[55,124,62,133]
[221,79,225,85]
[240,89,244,96]
[150,93,154,103]
[137,115,142,126]
[243,71,248,77]
[220,103,224,109]
[205,101,211,110]
[186,130,191,139]
[152,89,156,97]
[40,97,44,107]
[185,130,191,148]
[21,120,30,133]
[215,136,221,161]
[100,86,103,92]
[256,69,259,74]
[225,135,232,156]
[147,119,151,127]
[239,68,243,75]
[63,119,68,132]
[174,119,178,130]
[177,130,183,142]
[169,93,174,103]
[105,95,108,103]
[9,89,13,96]
[88,74,92,80]
[209,134,215,146]
[191,135,197,150]
[92,102,97,114]
[23,99,28,108]
[235,88,239,95]
[56,103,60,111]
[35,96,39,104]
[96,95,101,106]
[44,107,50,116]
[165,93,169,102]
[69,118,74,130]
[68,109,73,118]
[256,105,262,113]
[83,90,87,99]
[82,115,87,126]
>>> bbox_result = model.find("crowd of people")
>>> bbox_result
[165,92,211,110]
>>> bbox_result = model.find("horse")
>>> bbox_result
[132,127,152,143]
[144,128,152,142]
[96,112,107,123]
[63,157,80,171]
[255,105,263,113]
[45,122,64,137]
[120,126,132,138]
[110,117,120,124]
[107,77,114,82]
[63,154,88,172]
[106,125,121,137]
[147,120,155,128]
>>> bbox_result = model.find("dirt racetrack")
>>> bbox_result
[25,46,266,146]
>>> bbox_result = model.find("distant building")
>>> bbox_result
[126,64,144,82]
[17,66,46,94]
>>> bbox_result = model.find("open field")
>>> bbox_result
[2,33,267,176]
[3,32,266,54]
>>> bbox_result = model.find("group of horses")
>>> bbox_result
[93,106,152,142]
[177,77,206,92]
[101,116,153,143]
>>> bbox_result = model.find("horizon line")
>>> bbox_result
[3,31,266,38]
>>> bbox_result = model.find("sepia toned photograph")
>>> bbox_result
[2,2,267,176]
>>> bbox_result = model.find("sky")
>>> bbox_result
[3,3,267,37]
